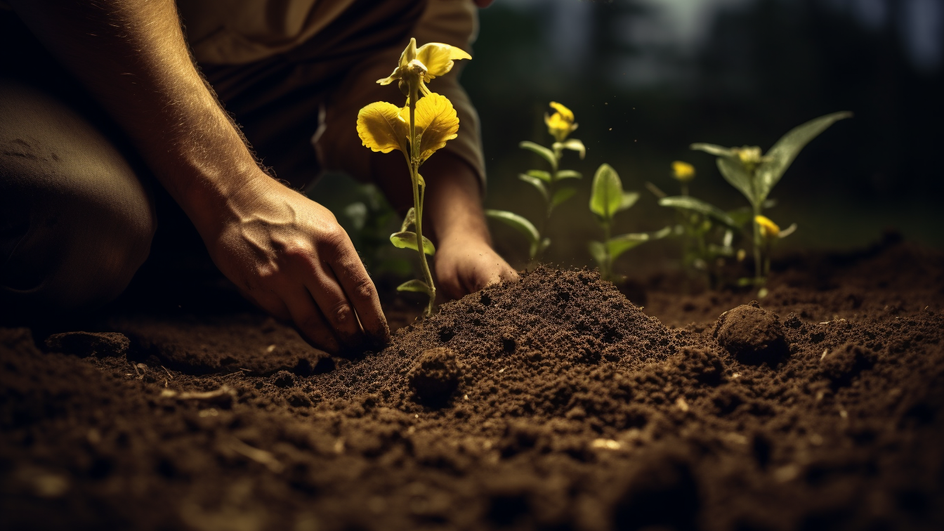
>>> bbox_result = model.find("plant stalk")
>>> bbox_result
[752,203,763,288]
[409,88,436,316]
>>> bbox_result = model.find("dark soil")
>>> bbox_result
[2,236,943,531]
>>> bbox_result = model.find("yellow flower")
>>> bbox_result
[671,161,695,182]
[544,102,578,142]
[755,215,780,239]
[377,38,471,97]
[357,93,459,164]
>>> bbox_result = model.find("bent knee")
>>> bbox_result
[1,81,156,316]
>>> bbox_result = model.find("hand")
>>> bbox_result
[434,234,519,300]
[205,177,389,353]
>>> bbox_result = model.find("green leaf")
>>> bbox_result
[620,191,639,211]
[716,156,758,208]
[607,226,672,261]
[658,196,739,230]
[484,209,540,245]
[525,169,553,183]
[390,231,436,256]
[589,163,623,222]
[587,240,607,268]
[519,141,557,170]
[400,207,416,232]
[553,139,586,159]
[555,170,582,181]
[397,279,433,295]
[550,186,576,209]
[518,173,549,203]
[690,143,735,158]
[778,222,797,238]
[756,111,852,203]
[727,207,754,228]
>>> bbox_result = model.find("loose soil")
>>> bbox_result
[2,234,943,531]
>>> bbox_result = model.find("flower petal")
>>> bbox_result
[414,93,459,162]
[376,66,401,85]
[415,42,471,80]
[357,102,408,155]
[548,102,574,123]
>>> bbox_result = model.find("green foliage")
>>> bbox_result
[486,108,585,262]
[691,111,852,293]
[588,163,668,281]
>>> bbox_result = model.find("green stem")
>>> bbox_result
[752,203,763,288]
[409,89,436,316]
[602,222,612,281]
[535,147,562,263]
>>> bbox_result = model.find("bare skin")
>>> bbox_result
[10,0,516,352]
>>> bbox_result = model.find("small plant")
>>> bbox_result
[356,38,470,316]
[691,111,851,293]
[485,102,586,261]
[648,161,743,289]
[588,163,670,282]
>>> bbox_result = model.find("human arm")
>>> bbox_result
[8,0,388,352]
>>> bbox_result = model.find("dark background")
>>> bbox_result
[313,0,942,277]
[454,0,944,273]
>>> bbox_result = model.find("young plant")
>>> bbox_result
[485,102,586,261]
[691,111,851,291]
[588,163,670,281]
[649,161,743,289]
[356,38,470,316]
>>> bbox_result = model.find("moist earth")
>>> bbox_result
[1,237,943,531]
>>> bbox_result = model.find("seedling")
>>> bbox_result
[649,161,743,289]
[356,38,470,316]
[691,111,851,292]
[485,102,586,261]
[588,163,670,281]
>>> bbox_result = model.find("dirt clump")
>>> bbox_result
[408,347,462,406]
[43,331,130,357]
[714,301,789,365]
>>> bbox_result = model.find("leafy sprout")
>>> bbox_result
[588,163,670,282]
[691,111,851,293]
[357,38,470,316]
[485,102,586,262]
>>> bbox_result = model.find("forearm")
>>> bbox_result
[9,0,264,238]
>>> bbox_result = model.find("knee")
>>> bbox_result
[0,79,156,318]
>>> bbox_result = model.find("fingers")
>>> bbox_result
[327,241,390,347]
[282,288,342,353]
[438,247,521,300]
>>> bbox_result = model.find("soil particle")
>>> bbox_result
[714,301,790,366]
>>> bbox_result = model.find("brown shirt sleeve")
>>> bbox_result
[312,0,486,190]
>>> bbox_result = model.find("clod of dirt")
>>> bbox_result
[714,302,789,365]
[44,331,130,357]
[407,347,462,406]
[819,342,874,387]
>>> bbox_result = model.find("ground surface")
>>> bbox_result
[2,235,943,531]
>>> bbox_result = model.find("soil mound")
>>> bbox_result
[2,242,943,531]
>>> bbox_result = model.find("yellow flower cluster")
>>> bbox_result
[545,102,578,142]
[357,38,469,163]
